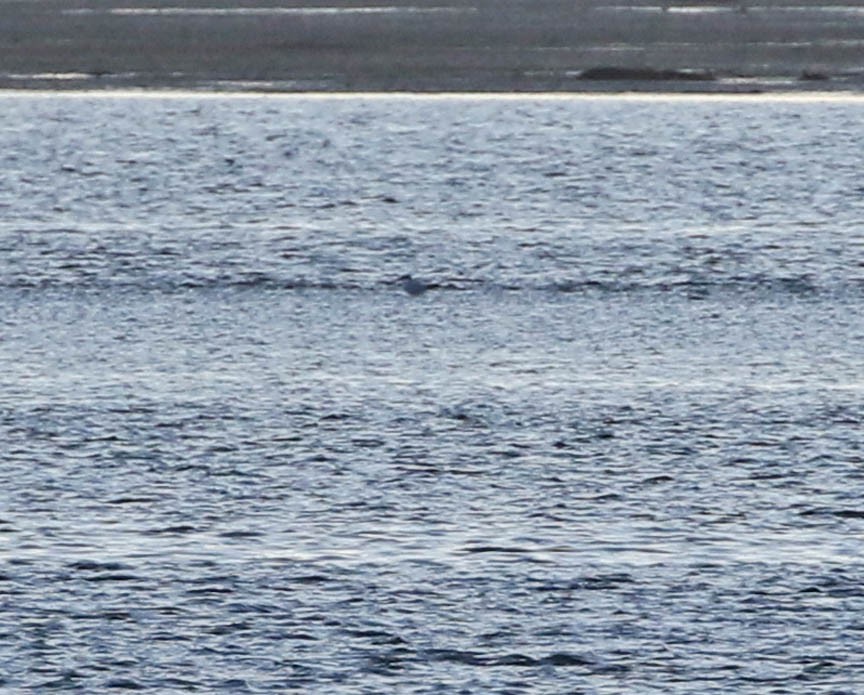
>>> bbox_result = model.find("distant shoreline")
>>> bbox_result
[2,70,864,95]
[1,83,861,95]
[3,0,864,96]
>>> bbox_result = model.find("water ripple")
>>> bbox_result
[0,94,862,693]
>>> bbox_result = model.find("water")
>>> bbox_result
[1,92,863,692]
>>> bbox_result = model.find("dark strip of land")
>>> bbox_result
[1,0,864,92]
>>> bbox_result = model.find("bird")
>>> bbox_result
[397,274,429,296]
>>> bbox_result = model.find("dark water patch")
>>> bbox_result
[459,545,535,555]
[532,573,636,592]
[70,610,135,622]
[186,585,235,596]
[489,653,539,666]
[67,560,132,572]
[799,508,864,519]
[346,628,406,645]
[36,671,86,689]
[366,646,415,672]
[103,678,145,690]
[79,573,141,583]
[0,523,18,534]
[402,648,600,669]
[540,652,595,667]
[281,631,319,641]
[641,474,676,485]
[829,510,864,520]
[287,574,331,585]
[208,622,252,635]
[141,525,199,536]
[6,558,35,566]
[350,437,386,448]
[106,497,161,505]
[218,530,265,539]
[424,648,487,666]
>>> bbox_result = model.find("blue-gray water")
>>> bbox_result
[1,93,863,692]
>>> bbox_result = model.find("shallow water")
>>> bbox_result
[1,93,863,692]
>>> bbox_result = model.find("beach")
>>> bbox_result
[2,0,864,92]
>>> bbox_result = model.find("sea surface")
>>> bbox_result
[1,92,862,692]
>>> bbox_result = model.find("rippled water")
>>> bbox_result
[1,93,863,692]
